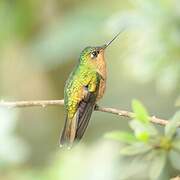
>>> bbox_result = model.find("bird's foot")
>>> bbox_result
[94,104,99,110]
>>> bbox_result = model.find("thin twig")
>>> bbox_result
[0,100,64,108]
[0,99,168,126]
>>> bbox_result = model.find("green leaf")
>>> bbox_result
[165,111,180,139]
[132,99,149,123]
[130,120,158,142]
[118,156,149,179]
[120,143,152,156]
[169,150,180,170]
[136,131,149,142]
[149,150,167,180]
[104,131,137,144]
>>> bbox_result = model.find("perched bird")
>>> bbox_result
[60,32,122,147]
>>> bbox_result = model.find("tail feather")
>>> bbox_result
[75,102,95,140]
[60,92,96,147]
[60,113,78,147]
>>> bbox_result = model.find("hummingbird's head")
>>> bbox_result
[80,46,105,63]
[79,29,124,72]
[79,46,106,76]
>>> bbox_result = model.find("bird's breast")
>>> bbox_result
[97,78,106,100]
[96,61,107,101]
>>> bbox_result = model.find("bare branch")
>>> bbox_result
[0,100,64,108]
[0,99,168,126]
[94,106,168,126]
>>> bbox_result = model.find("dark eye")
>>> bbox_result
[91,51,98,59]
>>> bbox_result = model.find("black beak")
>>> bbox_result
[101,29,124,50]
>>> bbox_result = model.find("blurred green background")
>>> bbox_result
[0,0,180,179]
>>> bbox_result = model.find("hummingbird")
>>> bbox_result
[60,31,122,147]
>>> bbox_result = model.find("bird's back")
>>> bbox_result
[64,65,95,119]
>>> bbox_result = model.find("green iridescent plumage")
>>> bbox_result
[64,64,99,119]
